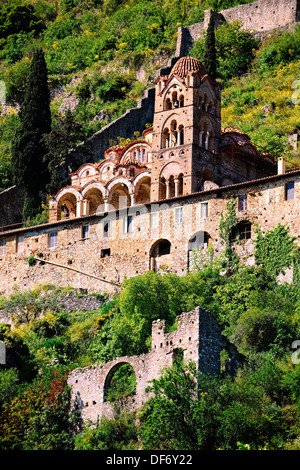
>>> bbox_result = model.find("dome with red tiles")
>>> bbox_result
[170,56,207,80]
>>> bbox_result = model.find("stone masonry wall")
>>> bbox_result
[175,0,300,56]
[67,306,239,424]
[0,170,299,299]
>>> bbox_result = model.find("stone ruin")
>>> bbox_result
[68,306,240,424]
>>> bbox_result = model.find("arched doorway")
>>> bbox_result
[103,362,136,403]
[188,231,213,270]
[150,239,171,272]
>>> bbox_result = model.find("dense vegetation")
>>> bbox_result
[1,0,300,197]
[1,217,300,450]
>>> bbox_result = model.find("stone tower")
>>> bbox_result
[150,56,222,202]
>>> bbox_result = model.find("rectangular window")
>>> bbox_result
[82,224,89,239]
[239,223,252,240]
[124,215,134,233]
[286,182,294,200]
[17,235,24,253]
[150,213,158,229]
[238,196,247,211]
[175,207,183,224]
[0,239,6,257]
[103,220,111,238]
[201,202,208,219]
[48,231,58,249]
[101,248,111,258]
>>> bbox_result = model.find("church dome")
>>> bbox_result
[170,56,207,80]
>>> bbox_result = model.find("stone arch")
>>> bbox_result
[55,187,82,220]
[103,361,136,403]
[82,183,107,216]
[202,168,215,186]
[133,172,151,205]
[107,177,133,210]
[150,239,171,272]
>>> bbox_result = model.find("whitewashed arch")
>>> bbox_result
[132,171,151,189]
[106,177,134,194]
[56,187,82,203]
[82,182,108,199]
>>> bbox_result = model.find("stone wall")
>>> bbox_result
[67,306,240,424]
[175,0,300,56]
[0,170,299,299]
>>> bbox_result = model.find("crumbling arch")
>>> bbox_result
[103,361,136,403]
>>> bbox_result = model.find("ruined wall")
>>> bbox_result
[68,307,239,424]
[176,0,300,56]
[0,170,299,298]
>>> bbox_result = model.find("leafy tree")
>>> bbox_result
[219,197,240,274]
[190,20,259,83]
[11,47,51,220]
[74,411,138,450]
[202,10,217,81]
[254,223,296,278]
[139,360,286,450]
[0,2,44,39]
[0,368,78,450]
[43,109,85,195]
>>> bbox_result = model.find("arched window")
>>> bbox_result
[163,128,170,149]
[165,97,172,110]
[178,125,184,145]
[179,95,184,107]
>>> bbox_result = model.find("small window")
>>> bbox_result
[48,231,58,249]
[101,248,111,258]
[82,224,89,239]
[129,168,135,177]
[124,215,134,233]
[103,220,111,238]
[238,196,247,211]
[0,239,6,257]
[175,207,183,224]
[151,213,158,229]
[201,202,208,219]
[17,235,24,253]
[286,182,294,200]
[238,222,251,240]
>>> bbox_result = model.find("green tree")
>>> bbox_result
[254,223,296,278]
[219,197,240,274]
[43,109,85,195]
[11,47,52,220]
[202,10,217,81]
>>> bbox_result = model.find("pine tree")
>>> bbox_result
[203,10,217,82]
[11,47,51,221]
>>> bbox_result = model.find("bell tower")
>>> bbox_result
[150,56,222,202]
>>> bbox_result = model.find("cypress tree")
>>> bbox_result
[11,47,51,221]
[203,10,217,82]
